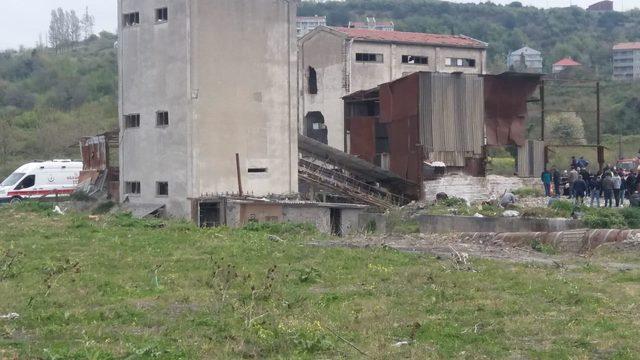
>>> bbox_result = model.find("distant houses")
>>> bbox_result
[507,47,543,73]
[612,42,640,81]
[552,57,582,74]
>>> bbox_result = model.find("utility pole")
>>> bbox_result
[596,81,604,171]
[540,80,545,141]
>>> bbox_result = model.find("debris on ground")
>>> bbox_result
[0,313,19,320]
[502,210,520,217]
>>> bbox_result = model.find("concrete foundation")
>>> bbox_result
[416,215,583,234]
[423,175,541,203]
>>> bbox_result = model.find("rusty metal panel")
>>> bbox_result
[348,116,377,163]
[79,135,109,171]
[484,73,541,147]
[517,140,545,177]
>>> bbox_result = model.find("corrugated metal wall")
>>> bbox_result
[419,73,484,167]
[517,140,545,177]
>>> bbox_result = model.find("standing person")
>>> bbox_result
[626,171,637,201]
[541,168,552,197]
[589,172,602,208]
[570,156,577,170]
[603,172,614,208]
[579,167,591,194]
[577,156,589,169]
[612,171,622,207]
[573,175,587,205]
[552,167,562,197]
[568,167,579,198]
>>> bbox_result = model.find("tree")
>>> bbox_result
[547,112,586,145]
[48,9,62,50]
[81,7,95,40]
[68,10,82,44]
[48,8,83,51]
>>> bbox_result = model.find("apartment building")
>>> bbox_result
[613,42,640,81]
[299,26,487,150]
[507,47,543,73]
[297,15,326,37]
[348,17,394,31]
[118,0,298,218]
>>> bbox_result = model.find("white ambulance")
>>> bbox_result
[0,160,82,204]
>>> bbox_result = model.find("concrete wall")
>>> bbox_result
[119,0,298,219]
[119,0,191,217]
[300,28,486,151]
[422,174,541,203]
[283,206,331,233]
[416,215,584,234]
[190,0,298,198]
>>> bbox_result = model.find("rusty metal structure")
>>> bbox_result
[78,130,119,201]
[344,71,543,188]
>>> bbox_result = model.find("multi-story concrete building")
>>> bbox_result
[118,0,299,218]
[299,26,487,150]
[507,47,543,73]
[348,17,394,31]
[613,42,640,81]
[297,15,326,37]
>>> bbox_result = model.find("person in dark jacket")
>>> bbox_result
[573,175,588,205]
[552,167,561,197]
[589,173,602,208]
[602,172,614,208]
[570,156,577,170]
[626,172,637,201]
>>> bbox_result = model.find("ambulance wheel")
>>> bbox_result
[9,197,22,205]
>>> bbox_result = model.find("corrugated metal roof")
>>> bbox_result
[330,27,487,48]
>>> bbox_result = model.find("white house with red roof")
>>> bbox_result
[613,42,640,81]
[299,26,488,150]
[552,57,582,74]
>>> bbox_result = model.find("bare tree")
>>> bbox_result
[48,9,61,50]
[81,7,95,40]
[68,10,82,44]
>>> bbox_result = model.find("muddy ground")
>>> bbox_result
[312,232,640,271]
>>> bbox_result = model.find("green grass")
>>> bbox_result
[486,157,516,176]
[2,207,640,358]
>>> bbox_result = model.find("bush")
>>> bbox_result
[550,199,576,217]
[438,196,467,207]
[620,208,640,229]
[520,207,559,218]
[241,221,316,235]
[513,187,544,198]
[582,209,626,229]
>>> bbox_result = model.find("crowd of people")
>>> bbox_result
[540,156,640,208]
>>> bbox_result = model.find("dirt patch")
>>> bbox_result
[312,233,640,271]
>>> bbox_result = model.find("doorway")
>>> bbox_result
[199,202,221,228]
[330,208,342,236]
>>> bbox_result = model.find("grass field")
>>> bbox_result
[2,205,640,359]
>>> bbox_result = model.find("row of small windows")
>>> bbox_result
[355,53,474,68]
[122,7,168,27]
[124,112,169,128]
[125,181,169,196]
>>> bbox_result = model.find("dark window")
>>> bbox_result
[156,111,169,127]
[155,7,168,22]
[402,55,428,65]
[308,67,318,94]
[15,175,35,190]
[156,182,169,196]
[445,57,476,68]
[124,114,140,128]
[355,53,383,63]
[248,168,268,173]
[123,12,140,27]
[125,181,141,195]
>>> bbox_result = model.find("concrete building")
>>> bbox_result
[613,42,640,81]
[552,57,582,73]
[507,47,543,73]
[299,26,488,150]
[118,0,298,219]
[348,17,394,31]
[297,15,326,37]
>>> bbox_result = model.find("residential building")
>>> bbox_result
[348,17,394,31]
[552,57,582,73]
[587,0,614,11]
[613,42,640,81]
[299,26,488,150]
[507,46,543,73]
[297,15,326,37]
[118,0,298,219]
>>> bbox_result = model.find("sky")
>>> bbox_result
[0,0,116,50]
[1,0,639,50]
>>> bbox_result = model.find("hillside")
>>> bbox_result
[0,32,118,177]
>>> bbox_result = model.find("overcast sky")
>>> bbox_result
[1,0,639,50]
[0,0,116,50]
